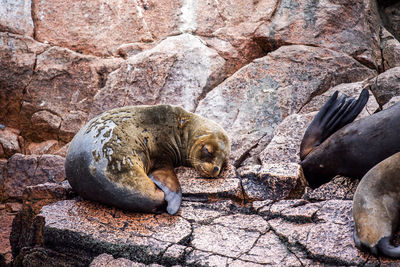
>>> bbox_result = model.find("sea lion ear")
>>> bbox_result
[300,88,369,160]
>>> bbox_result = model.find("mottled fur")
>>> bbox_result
[65,105,230,215]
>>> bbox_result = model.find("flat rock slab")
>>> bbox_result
[238,163,307,201]
[29,198,384,266]
[176,164,243,201]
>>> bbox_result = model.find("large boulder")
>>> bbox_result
[0,0,34,37]
[20,47,122,142]
[370,67,400,106]
[0,33,48,131]
[254,0,381,69]
[89,34,226,118]
[196,45,376,164]
[32,0,181,57]
[2,154,65,201]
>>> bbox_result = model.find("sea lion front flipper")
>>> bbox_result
[149,166,182,215]
[300,89,369,160]
[377,236,400,258]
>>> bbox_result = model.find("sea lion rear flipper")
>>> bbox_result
[300,89,369,160]
[377,236,400,258]
[149,167,182,215]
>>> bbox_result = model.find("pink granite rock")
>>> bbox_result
[3,154,65,200]
[254,0,381,69]
[196,45,376,163]
[89,34,226,117]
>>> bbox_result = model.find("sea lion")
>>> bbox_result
[65,104,230,215]
[353,152,400,258]
[300,89,400,188]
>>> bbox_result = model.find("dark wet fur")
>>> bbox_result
[300,89,369,160]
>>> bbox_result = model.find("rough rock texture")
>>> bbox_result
[254,0,381,69]
[3,0,400,266]
[196,45,376,164]
[238,163,307,201]
[0,204,17,266]
[176,164,243,202]
[2,154,65,201]
[370,66,400,106]
[89,34,226,118]
[0,127,21,158]
[12,198,385,266]
[10,182,74,258]
[302,176,360,202]
[380,27,400,71]
[32,0,181,57]
[0,0,34,37]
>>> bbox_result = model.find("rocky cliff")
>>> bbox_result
[1,0,400,266]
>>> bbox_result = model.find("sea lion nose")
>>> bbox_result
[213,166,220,174]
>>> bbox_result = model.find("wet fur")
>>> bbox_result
[65,105,230,215]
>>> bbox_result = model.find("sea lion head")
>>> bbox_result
[188,130,230,178]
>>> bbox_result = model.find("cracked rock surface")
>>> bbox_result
[2,0,400,266]
[15,197,383,266]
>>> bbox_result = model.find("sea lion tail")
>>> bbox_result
[300,89,369,160]
[377,236,400,258]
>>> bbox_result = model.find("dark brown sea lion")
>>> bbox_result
[300,89,400,188]
[65,104,230,215]
[353,152,400,258]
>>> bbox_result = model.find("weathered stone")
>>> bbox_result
[0,127,21,158]
[176,164,243,202]
[381,2,400,41]
[89,34,226,118]
[32,0,181,57]
[300,83,380,116]
[0,0,34,36]
[0,33,48,130]
[179,200,241,224]
[196,45,376,163]
[3,154,65,200]
[38,199,191,263]
[191,219,263,258]
[302,176,360,202]
[0,208,15,266]
[0,159,7,201]
[193,0,278,74]
[255,0,381,69]
[115,42,156,59]
[26,140,60,155]
[54,143,70,158]
[370,66,400,106]
[20,47,122,142]
[30,110,62,139]
[259,113,314,165]
[90,253,163,267]
[259,82,380,166]
[5,202,22,213]
[380,27,400,71]
[384,95,400,109]
[238,163,307,201]
[266,200,374,265]
[10,182,77,258]
[13,247,91,267]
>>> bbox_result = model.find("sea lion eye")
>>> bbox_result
[201,145,213,158]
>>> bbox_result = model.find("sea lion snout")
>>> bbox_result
[213,166,220,174]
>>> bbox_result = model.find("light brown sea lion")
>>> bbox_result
[353,152,400,258]
[300,89,400,188]
[65,104,230,215]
